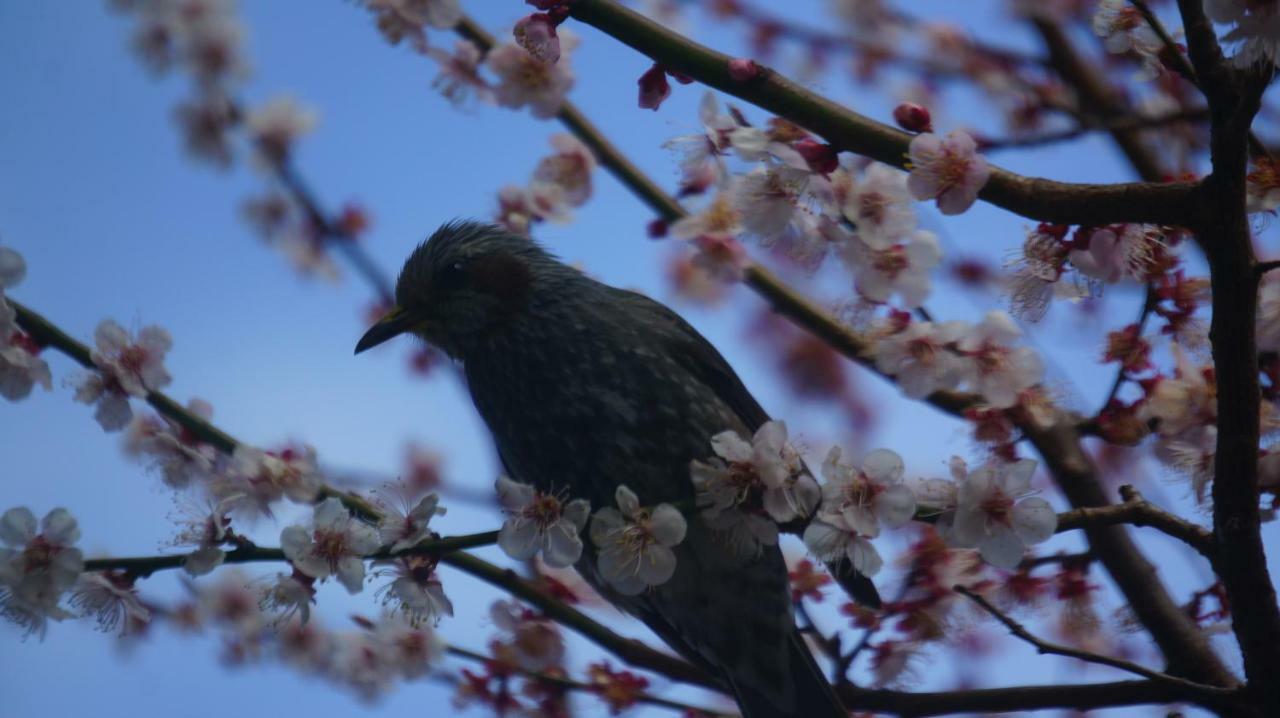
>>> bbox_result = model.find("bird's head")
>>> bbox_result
[355,221,566,358]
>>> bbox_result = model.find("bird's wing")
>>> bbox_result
[609,288,771,432]
[611,287,883,608]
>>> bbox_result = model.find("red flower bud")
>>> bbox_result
[892,102,933,133]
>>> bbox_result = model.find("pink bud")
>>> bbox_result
[647,218,669,239]
[637,63,672,111]
[514,13,561,63]
[892,102,932,133]
[727,57,761,82]
[793,138,838,175]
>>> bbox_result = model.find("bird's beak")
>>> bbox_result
[355,306,418,355]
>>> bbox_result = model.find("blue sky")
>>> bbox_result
[0,2,1269,717]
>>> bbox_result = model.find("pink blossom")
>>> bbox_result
[843,229,941,308]
[731,165,810,240]
[364,0,461,48]
[377,493,445,553]
[216,444,323,515]
[874,320,966,398]
[841,162,917,250]
[246,96,317,167]
[124,399,217,489]
[490,599,565,672]
[487,39,575,119]
[72,319,173,431]
[531,133,597,208]
[0,507,83,637]
[426,40,489,107]
[377,556,453,626]
[281,498,381,594]
[173,93,237,168]
[514,13,561,64]
[259,571,316,625]
[1069,224,1161,284]
[495,476,589,568]
[69,572,150,635]
[691,420,819,556]
[662,92,739,195]
[956,311,1044,409]
[802,446,916,577]
[589,486,687,595]
[906,130,990,215]
[0,246,52,402]
[941,459,1056,569]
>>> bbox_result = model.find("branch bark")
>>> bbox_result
[565,0,1201,228]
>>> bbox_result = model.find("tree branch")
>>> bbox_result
[836,678,1238,716]
[82,531,499,579]
[565,0,1202,228]
[954,585,1229,696]
[444,644,732,717]
[1020,421,1238,687]
[1055,485,1215,560]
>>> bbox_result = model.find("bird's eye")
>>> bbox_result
[438,259,468,289]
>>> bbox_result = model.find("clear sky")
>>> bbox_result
[0,2,1270,717]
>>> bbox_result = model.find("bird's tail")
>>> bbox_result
[727,631,847,718]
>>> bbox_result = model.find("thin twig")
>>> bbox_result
[953,584,1232,698]
[82,530,498,579]
[444,644,734,717]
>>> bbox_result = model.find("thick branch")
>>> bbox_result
[1022,421,1238,687]
[566,0,1201,227]
[1055,485,1215,560]
[837,678,1235,717]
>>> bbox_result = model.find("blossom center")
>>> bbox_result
[980,489,1014,526]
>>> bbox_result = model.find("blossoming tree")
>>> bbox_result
[4,0,1280,715]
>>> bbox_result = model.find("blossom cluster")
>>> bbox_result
[175,569,446,702]
[688,420,1057,575]
[495,134,598,234]
[663,92,987,312]
[0,245,52,401]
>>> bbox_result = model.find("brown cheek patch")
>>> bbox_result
[466,254,532,314]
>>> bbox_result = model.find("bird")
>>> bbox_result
[356,220,853,718]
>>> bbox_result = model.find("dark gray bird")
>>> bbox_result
[356,221,855,718]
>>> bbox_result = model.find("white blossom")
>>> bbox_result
[589,486,687,595]
[0,507,84,637]
[260,572,315,625]
[873,320,965,398]
[0,245,52,402]
[246,96,317,166]
[495,476,589,568]
[731,165,810,241]
[1140,346,1217,436]
[906,130,990,215]
[1069,224,1160,284]
[378,494,445,553]
[216,444,323,513]
[956,311,1044,408]
[487,35,577,119]
[663,91,737,194]
[842,162,917,250]
[378,557,454,627]
[940,459,1056,569]
[69,572,151,634]
[124,399,217,489]
[843,229,941,308]
[280,498,380,594]
[489,599,565,672]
